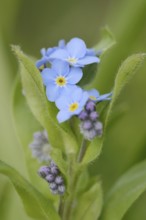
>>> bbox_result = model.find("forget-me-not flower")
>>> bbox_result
[36,39,66,68]
[87,89,112,102]
[41,60,83,102]
[49,38,100,67]
[55,87,89,123]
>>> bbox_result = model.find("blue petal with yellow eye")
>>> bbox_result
[41,60,83,102]
[49,38,100,67]
[56,87,89,123]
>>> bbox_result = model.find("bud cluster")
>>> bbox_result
[78,100,103,140]
[29,130,51,163]
[38,161,65,195]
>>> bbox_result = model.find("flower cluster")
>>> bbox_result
[36,38,101,123]
[29,130,51,162]
[78,89,112,140]
[29,130,65,195]
[38,161,65,195]
[79,100,103,140]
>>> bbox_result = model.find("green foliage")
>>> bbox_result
[105,53,146,128]
[78,63,98,87]
[12,77,56,199]
[0,180,11,220]
[1,0,146,219]
[78,26,115,88]
[0,160,60,220]
[72,178,103,220]
[81,138,103,165]
[12,46,78,154]
[101,160,146,220]
[94,26,116,57]
[81,53,146,166]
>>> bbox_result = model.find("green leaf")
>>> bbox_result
[0,179,11,220]
[78,63,98,87]
[101,160,146,220]
[72,178,103,220]
[94,26,116,56]
[81,137,103,165]
[78,27,115,88]
[0,160,60,220]
[12,46,78,154]
[12,77,56,199]
[105,53,146,129]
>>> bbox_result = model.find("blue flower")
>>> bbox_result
[36,39,66,68]
[49,38,100,67]
[86,48,96,56]
[55,87,89,123]
[41,60,83,102]
[87,89,112,102]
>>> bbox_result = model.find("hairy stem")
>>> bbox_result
[77,138,88,163]
[63,173,78,220]
[58,196,65,218]
[63,139,88,220]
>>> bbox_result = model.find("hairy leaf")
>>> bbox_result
[12,46,78,154]
[105,53,146,129]
[81,138,103,165]
[0,160,60,220]
[72,178,103,220]
[94,26,116,57]
[12,77,56,199]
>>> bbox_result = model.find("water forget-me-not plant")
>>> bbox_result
[1,27,146,220]
[38,37,111,123]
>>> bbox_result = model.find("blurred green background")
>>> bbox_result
[0,0,146,219]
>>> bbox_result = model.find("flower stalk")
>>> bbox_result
[77,138,88,163]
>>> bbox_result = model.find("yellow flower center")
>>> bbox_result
[89,95,97,101]
[67,57,77,64]
[55,76,67,87]
[69,102,79,112]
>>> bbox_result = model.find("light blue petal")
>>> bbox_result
[51,60,69,76]
[70,86,83,102]
[55,85,80,109]
[46,84,59,102]
[72,106,84,115]
[46,47,56,56]
[41,68,56,86]
[97,92,112,102]
[55,94,70,110]
[86,48,96,56]
[88,89,100,100]
[78,56,100,66]
[57,110,71,123]
[79,91,89,107]
[66,38,86,58]
[58,39,66,48]
[70,90,89,115]
[67,67,83,84]
[40,48,47,56]
[49,49,68,60]
[36,57,47,68]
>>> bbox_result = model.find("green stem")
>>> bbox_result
[63,139,88,220]
[77,138,87,163]
[63,173,79,220]
[58,196,65,218]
